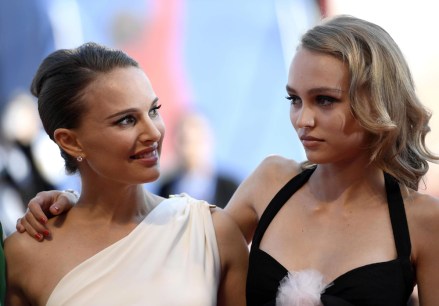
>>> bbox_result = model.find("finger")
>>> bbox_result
[16,217,25,233]
[49,191,77,215]
[22,209,50,240]
[50,204,61,216]
[28,196,51,224]
[19,215,45,241]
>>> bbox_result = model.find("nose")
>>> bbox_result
[139,116,163,143]
[294,104,315,129]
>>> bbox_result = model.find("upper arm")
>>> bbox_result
[4,234,32,306]
[224,178,259,243]
[409,195,439,305]
[212,208,249,306]
[6,287,29,306]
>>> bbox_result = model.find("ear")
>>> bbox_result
[54,128,84,158]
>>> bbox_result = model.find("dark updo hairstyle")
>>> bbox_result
[31,42,139,174]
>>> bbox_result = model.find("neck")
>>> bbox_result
[76,183,151,225]
[309,162,385,204]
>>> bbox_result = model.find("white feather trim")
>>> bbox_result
[276,269,326,306]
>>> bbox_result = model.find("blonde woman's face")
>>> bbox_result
[287,48,369,165]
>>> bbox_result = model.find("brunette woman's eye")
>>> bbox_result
[149,104,162,118]
[116,115,137,126]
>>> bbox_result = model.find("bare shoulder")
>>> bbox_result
[4,230,38,264]
[404,191,439,257]
[405,190,439,303]
[242,155,302,209]
[5,214,68,279]
[256,154,301,181]
[4,231,40,289]
[406,191,439,230]
[4,232,39,304]
[234,155,301,206]
[225,155,302,242]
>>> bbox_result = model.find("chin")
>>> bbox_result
[305,149,337,162]
[146,169,161,182]
[133,168,160,185]
[305,154,323,163]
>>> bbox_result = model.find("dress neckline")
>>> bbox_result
[250,166,413,289]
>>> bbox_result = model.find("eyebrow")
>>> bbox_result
[286,85,345,95]
[105,97,159,120]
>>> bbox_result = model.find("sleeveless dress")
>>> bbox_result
[246,168,415,306]
[46,194,220,306]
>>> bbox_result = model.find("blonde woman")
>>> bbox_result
[19,15,439,305]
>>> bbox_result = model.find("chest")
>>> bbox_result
[247,246,413,306]
[250,198,414,306]
[259,196,396,283]
[23,226,133,305]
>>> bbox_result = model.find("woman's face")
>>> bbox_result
[287,47,368,165]
[72,66,165,185]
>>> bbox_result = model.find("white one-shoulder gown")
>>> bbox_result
[46,194,220,306]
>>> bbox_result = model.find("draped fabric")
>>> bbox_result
[47,194,220,306]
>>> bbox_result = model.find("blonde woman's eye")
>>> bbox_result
[286,95,301,106]
[316,95,337,106]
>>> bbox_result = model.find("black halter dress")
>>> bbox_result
[246,168,415,306]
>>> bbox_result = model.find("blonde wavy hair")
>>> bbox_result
[299,15,438,190]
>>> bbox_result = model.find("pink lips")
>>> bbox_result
[299,135,323,148]
[130,144,159,165]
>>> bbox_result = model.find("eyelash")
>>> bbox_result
[285,95,338,107]
[285,95,301,105]
[116,115,136,126]
[149,104,162,118]
[115,105,162,126]
[316,96,337,106]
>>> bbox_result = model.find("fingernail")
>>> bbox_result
[35,233,43,240]
[43,230,50,237]
[53,206,60,212]
[40,217,47,224]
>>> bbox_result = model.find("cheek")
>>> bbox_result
[342,116,364,136]
[156,119,166,153]
[81,131,132,156]
[333,110,361,134]
[334,114,348,132]
[290,108,299,130]
[340,117,368,145]
[157,119,166,138]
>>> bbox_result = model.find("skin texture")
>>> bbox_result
[18,42,439,305]
[287,48,368,166]
[225,48,439,304]
[6,67,247,306]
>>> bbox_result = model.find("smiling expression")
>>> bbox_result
[287,47,369,165]
[71,66,165,185]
